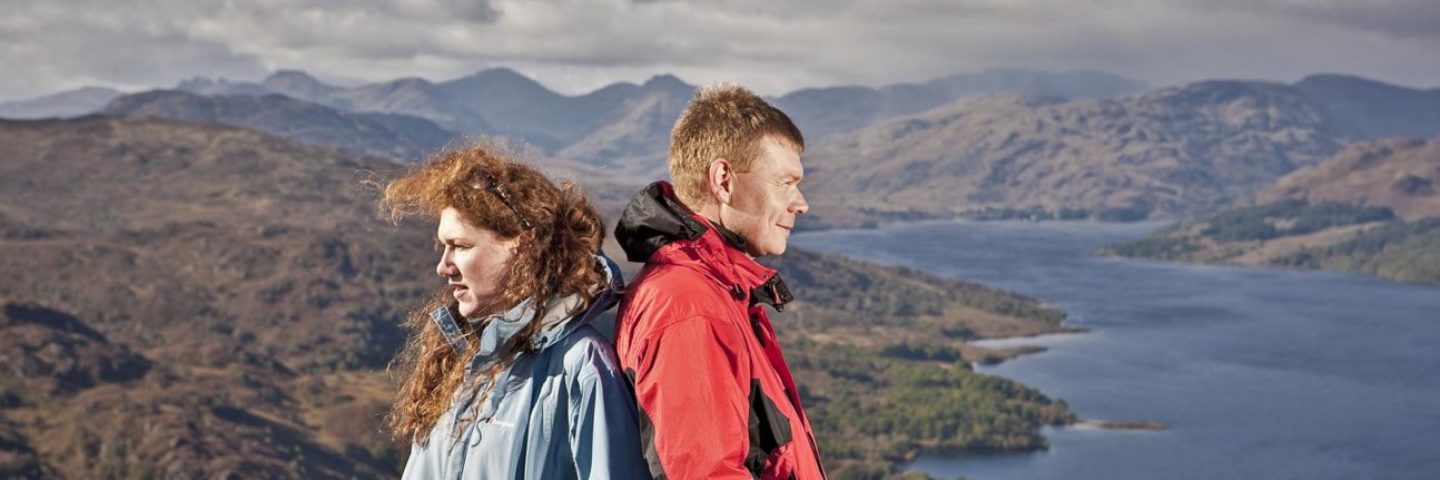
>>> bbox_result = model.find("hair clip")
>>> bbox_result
[475,171,534,229]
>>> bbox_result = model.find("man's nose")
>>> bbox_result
[792,189,810,216]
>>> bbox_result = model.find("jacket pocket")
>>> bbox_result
[744,379,794,478]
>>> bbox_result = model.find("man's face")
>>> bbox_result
[723,135,809,257]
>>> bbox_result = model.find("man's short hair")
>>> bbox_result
[668,83,804,207]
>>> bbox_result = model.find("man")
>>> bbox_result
[613,84,825,479]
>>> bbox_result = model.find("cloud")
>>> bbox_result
[0,0,1437,102]
[1245,0,1440,40]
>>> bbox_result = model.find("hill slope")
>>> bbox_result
[775,68,1148,142]
[103,90,457,161]
[0,116,435,478]
[1295,74,1440,141]
[805,81,1347,222]
[1,116,1080,479]
[1102,138,1440,286]
[0,87,124,119]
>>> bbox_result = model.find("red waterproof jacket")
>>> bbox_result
[613,182,826,480]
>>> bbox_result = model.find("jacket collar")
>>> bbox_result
[428,254,625,360]
[614,181,793,310]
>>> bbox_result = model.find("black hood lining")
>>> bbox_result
[615,182,750,262]
[615,182,791,309]
[615,182,706,263]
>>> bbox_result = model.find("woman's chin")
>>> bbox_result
[452,291,475,317]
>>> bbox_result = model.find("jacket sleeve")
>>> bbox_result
[566,337,653,480]
[399,437,439,479]
[628,315,754,479]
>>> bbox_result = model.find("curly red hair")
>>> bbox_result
[379,143,606,444]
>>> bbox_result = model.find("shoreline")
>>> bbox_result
[1073,418,1167,431]
[966,325,1091,365]
[797,213,1172,234]
[791,219,1162,474]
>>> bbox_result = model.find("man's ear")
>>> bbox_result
[707,158,734,205]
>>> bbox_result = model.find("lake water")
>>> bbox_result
[792,220,1440,480]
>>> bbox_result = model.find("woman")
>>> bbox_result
[382,145,648,479]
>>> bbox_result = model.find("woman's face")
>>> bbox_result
[435,207,520,318]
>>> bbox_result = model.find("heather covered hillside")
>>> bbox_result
[102,90,458,161]
[799,75,1440,227]
[15,70,1437,230]
[3,68,1153,181]
[0,116,1079,479]
[803,81,1348,222]
[1103,138,1440,286]
[773,68,1149,142]
[0,116,433,479]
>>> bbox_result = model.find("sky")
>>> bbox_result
[1,0,1438,102]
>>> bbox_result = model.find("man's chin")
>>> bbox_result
[748,243,787,257]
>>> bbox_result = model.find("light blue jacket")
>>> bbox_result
[402,257,650,479]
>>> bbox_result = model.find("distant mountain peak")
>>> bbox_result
[263,70,328,89]
[266,69,318,81]
[1137,79,1301,108]
[1293,73,1440,140]
[642,74,687,88]
[473,66,526,78]
[175,75,250,89]
[460,67,547,89]
[1298,73,1391,87]
[69,86,122,96]
[261,69,340,101]
[1295,73,1424,96]
[392,76,433,86]
[174,76,218,91]
[438,68,559,107]
[381,77,438,92]
[0,86,125,119]
[175,76,270,97]
[99,88,456,160]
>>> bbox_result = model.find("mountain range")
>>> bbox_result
[773,68,1148,142]
[1,68,1149,173]
[801,74,1440,224]
[3,69,1436,226]
[102,90,457,160]
[0,87,123,119]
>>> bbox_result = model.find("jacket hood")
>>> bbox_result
[614,181,708,263]
[428,254,625,361]
[613,181,793,310]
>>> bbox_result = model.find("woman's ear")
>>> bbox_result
[514,229,535,251]
[707,158,734,205]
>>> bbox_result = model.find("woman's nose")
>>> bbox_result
[436,250,456,278]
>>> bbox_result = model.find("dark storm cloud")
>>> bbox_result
[0,0,1436,102]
